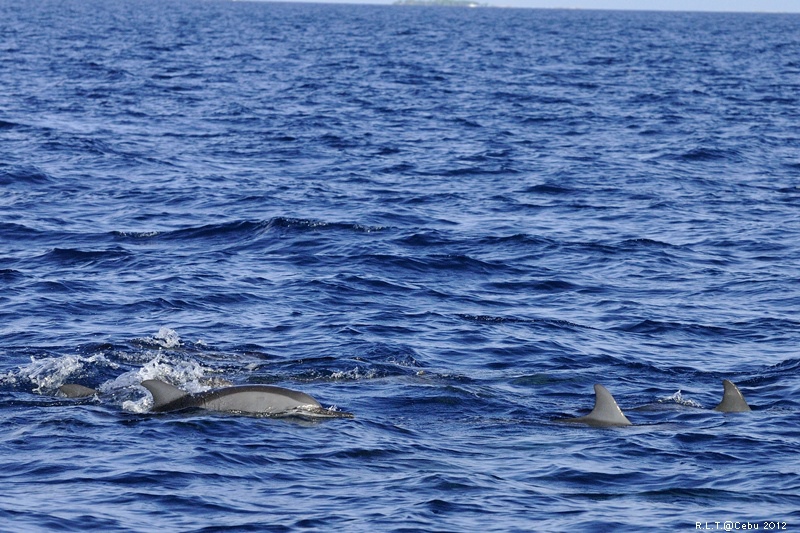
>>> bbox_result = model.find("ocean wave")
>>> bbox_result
[0,164,52,185]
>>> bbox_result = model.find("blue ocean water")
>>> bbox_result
[2,0,800,529]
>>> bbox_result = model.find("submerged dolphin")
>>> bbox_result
[714,379,751,412]
[560,384,633,427]
[141,379,353,419]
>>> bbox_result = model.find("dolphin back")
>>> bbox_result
[200,385,322,415]
[140,380,351,417]
[59,384,99,398]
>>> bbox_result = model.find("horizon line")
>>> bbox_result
[232,0,800,14]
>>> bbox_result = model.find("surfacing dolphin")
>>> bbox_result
[560,384,632,427]
[714,379,751,413]
[59,384,99,398]
[560,380,752,427]
[141,379,354,419]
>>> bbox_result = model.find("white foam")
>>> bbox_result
[105,352,219,413]
[658,390,703,408]
[152,327,182,348]
[16,353,116,393]
[131,327,183,350]
[103,352,212,395]
[329,367,380,380]
[122,396,152,414]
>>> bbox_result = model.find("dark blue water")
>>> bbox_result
[2,0,799,530]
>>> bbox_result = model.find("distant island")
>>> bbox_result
[393,0,488,7]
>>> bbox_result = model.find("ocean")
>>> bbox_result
[1,0,799,530]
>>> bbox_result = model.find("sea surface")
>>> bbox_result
[1,0,799,530]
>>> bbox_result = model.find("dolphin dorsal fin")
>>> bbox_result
[141,379,189,410]
[585,384,632,426]
[714,380,751,412]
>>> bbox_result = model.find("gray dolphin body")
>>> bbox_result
[59,384,99,398]
[141,379,353,419]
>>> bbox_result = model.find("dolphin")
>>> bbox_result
[141,379,353,419]
[714,379,751,412]
[59,384,99,398]
[560,380,752,427]
[560,384,632,427]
